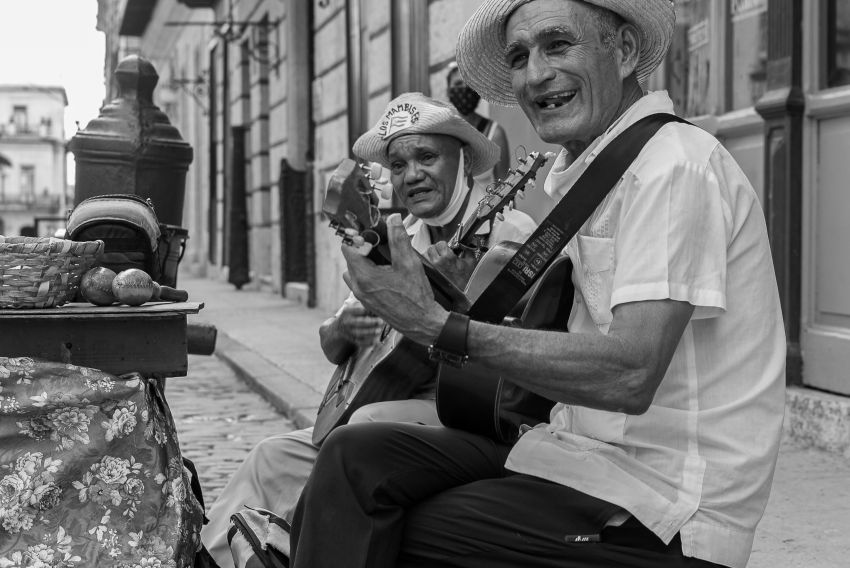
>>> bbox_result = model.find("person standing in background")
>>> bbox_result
[447,62,511,186]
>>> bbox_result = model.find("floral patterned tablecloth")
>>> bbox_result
[0,357,204,567]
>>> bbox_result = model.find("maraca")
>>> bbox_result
[112,269,189,306]
[80,266,118,306]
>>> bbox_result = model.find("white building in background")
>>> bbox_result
[0,85,69,237]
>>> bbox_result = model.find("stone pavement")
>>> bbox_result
[180,275,850,567]
[184,276,336,430]
[167,354,295,504]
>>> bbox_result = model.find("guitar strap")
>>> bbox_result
[468,113,689,323]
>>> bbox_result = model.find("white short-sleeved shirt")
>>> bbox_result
[504,92,786,568]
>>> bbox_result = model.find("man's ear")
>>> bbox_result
[616,23,641,80]
[462,146,473,175]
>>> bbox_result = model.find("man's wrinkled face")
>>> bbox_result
[504,0,627,147]
[387,134,463,218]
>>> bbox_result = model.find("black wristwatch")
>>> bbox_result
[427,311,470,367]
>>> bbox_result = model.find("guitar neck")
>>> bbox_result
[450,214,487,253]
[449,152,549,254]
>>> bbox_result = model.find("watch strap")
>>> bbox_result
[428,311,470,367]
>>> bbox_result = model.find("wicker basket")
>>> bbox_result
[0,236,104,308]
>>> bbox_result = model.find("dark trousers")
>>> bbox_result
[290,422,724,568]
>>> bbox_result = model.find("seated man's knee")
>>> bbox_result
[321,422,371,454]
[251,434,291,458]
[318,422,402,470]
[246,431,315,468]
[348,400,438,425]
[348,403,385,423]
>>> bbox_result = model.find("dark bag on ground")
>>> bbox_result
[66,194,187,287]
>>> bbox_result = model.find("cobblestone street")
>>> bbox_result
[166,354,296,504]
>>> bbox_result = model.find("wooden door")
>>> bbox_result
[802,106,850,395]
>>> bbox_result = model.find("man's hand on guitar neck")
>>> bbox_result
[424,241,478,290]
[342,213,449,347]
[319,298,384,364]
[336,301,384,348]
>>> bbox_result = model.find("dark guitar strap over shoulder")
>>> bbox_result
[468,113,689,323]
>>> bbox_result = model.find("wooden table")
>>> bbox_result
[0,301,204,377]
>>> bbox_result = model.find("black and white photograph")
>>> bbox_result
[1,1,849,566]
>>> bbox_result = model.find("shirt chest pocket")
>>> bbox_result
[575,235,615,327]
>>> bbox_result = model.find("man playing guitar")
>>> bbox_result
[200,92,537,568]
[290,1,786,567]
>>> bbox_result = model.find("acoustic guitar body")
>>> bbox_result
[312,328,434,445]
[437,254,574,443]
[437,363,556,442]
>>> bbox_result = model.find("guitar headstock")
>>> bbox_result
[323,159,383,248]
[476,151,549,220]
[322,159,470,310]
[449,151,552,250]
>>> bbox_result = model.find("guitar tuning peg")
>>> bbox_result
[368,162,385,180]
[526,179,536,189]
[516,189,525,200]
[508,200,514,211]
[544,151,557,160]
[364,162,393,200]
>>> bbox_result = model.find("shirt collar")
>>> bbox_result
[543,91,676,200]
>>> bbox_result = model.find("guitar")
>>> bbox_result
[312,153,550,445]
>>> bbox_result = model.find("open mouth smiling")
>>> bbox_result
[534,90,577,109]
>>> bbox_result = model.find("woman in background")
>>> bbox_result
[447,62,511,185]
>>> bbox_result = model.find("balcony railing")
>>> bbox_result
[0,193,61,209]
[0,122,56,139]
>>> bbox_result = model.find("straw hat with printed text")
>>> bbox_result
[352,92,500,176]
[455,0,676,106]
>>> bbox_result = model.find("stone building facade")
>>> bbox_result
[0,86,68,237]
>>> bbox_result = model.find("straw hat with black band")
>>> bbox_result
[455,0,676,107]
[353,92,500,177]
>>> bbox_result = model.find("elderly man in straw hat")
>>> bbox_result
[289,1,786,567]
[199,92,536,568]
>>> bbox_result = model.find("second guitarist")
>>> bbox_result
[199,92,537,568]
